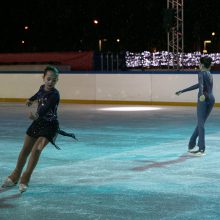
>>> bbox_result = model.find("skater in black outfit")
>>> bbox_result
[2,66,77,192]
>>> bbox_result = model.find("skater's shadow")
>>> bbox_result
[0,192,21,208]
[131,153,196,171]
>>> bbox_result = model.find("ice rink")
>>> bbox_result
[0,103,220,220]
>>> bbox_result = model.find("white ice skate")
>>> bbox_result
[188,146,199,153]
[1,177,16,188]
[19,183,28,193]
[188,150,206,157]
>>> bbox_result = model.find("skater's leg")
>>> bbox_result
[20,137,49,186]
[8,135,37,184]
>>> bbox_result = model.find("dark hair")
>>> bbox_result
[200,56,212,69]
[43,66,59,77]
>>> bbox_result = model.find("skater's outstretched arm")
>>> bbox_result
[176,83,199,95]
[26,86,43,106]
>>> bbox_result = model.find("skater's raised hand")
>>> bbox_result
[175,90,182,96]
[199,94,205,102]
[28,111,39,120]
[26,99,33,107]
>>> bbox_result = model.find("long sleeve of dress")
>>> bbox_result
[181,84,199,93]
[29,86,43,101]
[29,90,40,101]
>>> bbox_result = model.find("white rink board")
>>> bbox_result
[0,72,219,103]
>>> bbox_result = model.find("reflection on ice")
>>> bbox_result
[98,106,162,111]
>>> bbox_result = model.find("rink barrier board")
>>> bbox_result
[0,71,220,106]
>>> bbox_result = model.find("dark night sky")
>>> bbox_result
[0,0,220,53]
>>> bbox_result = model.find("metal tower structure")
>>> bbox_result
[167,0,184,69]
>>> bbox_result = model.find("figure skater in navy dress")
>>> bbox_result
[2,66,77,192]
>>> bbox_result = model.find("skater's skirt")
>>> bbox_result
[26,118,59,145]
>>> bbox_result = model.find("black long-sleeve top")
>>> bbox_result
[29,85,60,121]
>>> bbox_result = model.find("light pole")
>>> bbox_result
[93,19,99,25]
[98,39,107,52]
[203,40,211,54]
[99,39,102,52]
[93,19,101,51]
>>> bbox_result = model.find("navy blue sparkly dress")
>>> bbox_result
[26,85,60,148]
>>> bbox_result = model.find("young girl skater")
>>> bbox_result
[2,66,76,192]
[176,56,215,156]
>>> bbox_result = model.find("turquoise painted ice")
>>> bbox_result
[0,103,220,220]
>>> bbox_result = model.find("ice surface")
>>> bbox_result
[0,103,220,220]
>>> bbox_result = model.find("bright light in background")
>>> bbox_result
[212,32,215,36]
[98,106,162,112]
[93,19,99,24]
[116,38,120,42]
[24,26,29,30]
[21,40,25,44]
